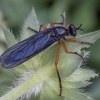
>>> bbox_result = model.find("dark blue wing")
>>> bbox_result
[0,29,57,68]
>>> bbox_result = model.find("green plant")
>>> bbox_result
[0,8,100,100]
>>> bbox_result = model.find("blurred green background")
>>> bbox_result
[0,0,100,100]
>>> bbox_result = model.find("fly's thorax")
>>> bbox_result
[52,27,69,38]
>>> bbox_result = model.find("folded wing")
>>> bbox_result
[0,29,56,68]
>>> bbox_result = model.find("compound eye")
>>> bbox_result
[66,24,76,36]
[70,24,76,36]
[72,31,76,36]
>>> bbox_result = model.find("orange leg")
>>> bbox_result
[64,38,93,45]
[39,24,47,31]
[51,22,63,28]
[27,27,38,33]
[51,14,65,28]
[27,24,47,33]
[61,41,86,62]
[55,43,62,96]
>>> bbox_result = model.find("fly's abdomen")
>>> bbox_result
[0,33,56,68]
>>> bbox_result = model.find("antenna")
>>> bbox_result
[76,24,83,31]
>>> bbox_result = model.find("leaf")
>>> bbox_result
[66,68,98,82]
[21,7,40,40]
[63,87,93,100]
[0,9,100,100]
[0,25,16,47]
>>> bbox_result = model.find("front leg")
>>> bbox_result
[64,37,93,45]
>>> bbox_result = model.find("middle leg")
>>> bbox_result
[51,14,65,28]
[61,41,86,62]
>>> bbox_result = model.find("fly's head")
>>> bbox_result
[66,24,83,36]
